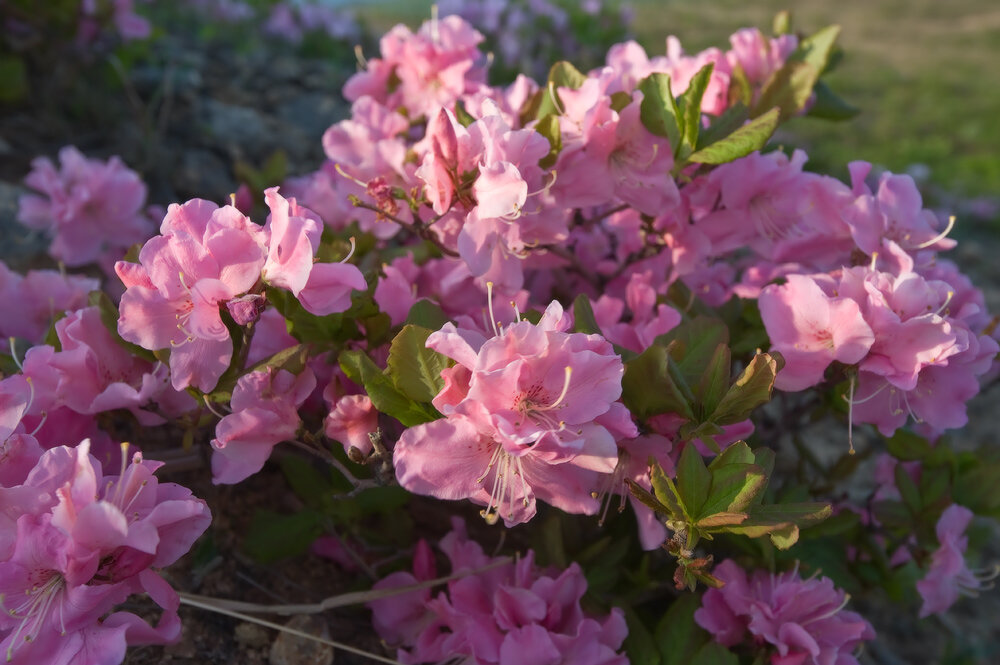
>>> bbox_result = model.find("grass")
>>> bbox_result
[348,0,1000,204]
[627,0,1000,200]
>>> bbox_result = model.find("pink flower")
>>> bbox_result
[210,368,317,484]
[116,198,267,392]
[0,261,99,343]
[695,560,875,665]
[39,306,169,422]
[324,394,378,457]
[916,504,989,617]
[0,440,211,664]
[759,273,875,391]
[18,146,153,267]
[368,518,628,665]
[394,301,634,526]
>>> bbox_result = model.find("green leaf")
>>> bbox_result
[694,343,731,418]
[954,462,1000,514]
[657,593,709,665]
[895,464,922,516]
[637,73,681,149]
[386,325,449,403]
[701,463,766,516]
[535,61,587,118]
[248,343,310,376]
[691,642,738,665]
[0,55,28,103]
[243,509,324,563]
[650,461,686,521]
[696,103,749,150]
[754,25,841,120]
[279,456,333,509]
[404,299,450,331]
[658,316,730,388]
[626,478,673,518]
[454,99,476,127]
[536,114,562,169]
[340,350,441,426]
[675,63,714,158]
[623,607,661,665]
[772,10,792,36]
[610,91,633,112]
[886,430,933,462]
[807,80,860,121]
[688,107,780,165]
[549,60,587,90]
[708,352,779,425]
[572,293,601,335]
[726,502,832,548]
[622,344,694,420]
[677,445,711,519]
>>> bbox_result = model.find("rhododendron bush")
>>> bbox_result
[3,7,999,665]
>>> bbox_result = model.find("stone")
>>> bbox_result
[269,615,334,665]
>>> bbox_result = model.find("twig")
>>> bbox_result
[287,440,380,496]
[176,594,403,665]
[540,243,601,288]
[351,200,460,258]
[176,557,511,615]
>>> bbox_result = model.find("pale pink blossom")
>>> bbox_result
[18,146,154,267]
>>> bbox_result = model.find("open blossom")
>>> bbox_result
[368,518,628,665]
[28,306,170,423]
[394,300,635,526]
[260,187,367,315]
[916,504,992,617]
[116,198,266,392]
[343,15,487,119]
[0,261,99,343]
[210,367,317,484]
[695,560,875,665]
[759,273,875,391]
[0,440,211,665]
[18,146,154,268]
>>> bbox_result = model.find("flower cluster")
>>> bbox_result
[368,518,628,665]
[0,439,211,665]
[115,188,365,392]
[395,300,634,526]
[18,146,156,271]
[695,560,875,665]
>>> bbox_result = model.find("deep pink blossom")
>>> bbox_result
[695,560,875,665]
[916,504,987,617]
[369,518,628,665]
[0,440,210,664]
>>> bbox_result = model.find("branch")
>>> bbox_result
[176,556,512,615]
[176,594,404,665]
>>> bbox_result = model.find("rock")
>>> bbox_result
[235,622,271,649]
[0,181,47,268]
[202,100,271,159]
[276,92,345,144]
[173,149,237,202]
[269,615,334,665]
